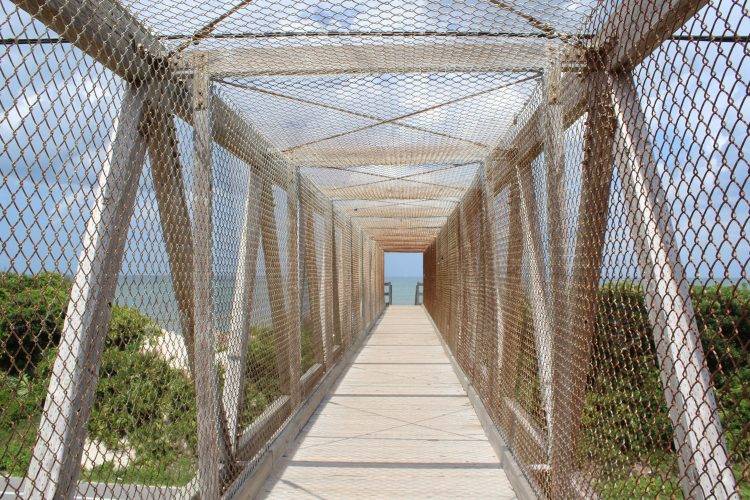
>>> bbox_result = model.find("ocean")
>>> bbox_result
[384,276,424,305]
[115,275,273,334]
[115,275,424,333]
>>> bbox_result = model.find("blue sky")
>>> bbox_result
[385,252,423,278]
[0,0,747,285]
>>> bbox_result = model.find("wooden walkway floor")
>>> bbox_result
[260,306,516,499]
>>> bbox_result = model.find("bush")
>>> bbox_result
[583,282,750,495]
[0,272,197,485]
[106,305,162,351]
[87,348,197,484]
[239,326,282,430]
[0,272,162,370]
[0,272,71,374]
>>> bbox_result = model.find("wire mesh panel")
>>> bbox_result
[0,0,748,496]
[0,0,386,494]
[424,0,749,498]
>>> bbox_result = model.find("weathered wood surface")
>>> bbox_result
[259,306,515,499]
[551,63,618,498]
[191,57,222,500]
[23,87,148,499]
[611,74,736,498]
[180,38,573,77]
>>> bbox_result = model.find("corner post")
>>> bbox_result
[192,54,222,499]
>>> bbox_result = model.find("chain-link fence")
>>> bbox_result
[425,0,749,497]
[0,0,388,493]
[1,0,748,497]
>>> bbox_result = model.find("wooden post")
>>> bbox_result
[549,55,619,498]
[611,73,736,498]
[543,48,576,494]
[192,57,222,499]
[23,86,147,499]
[323,209,336,357]
[330,204,342,351]
[222,170,262,449]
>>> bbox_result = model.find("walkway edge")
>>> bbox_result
[224,309,387,500]
[421,306,539,500]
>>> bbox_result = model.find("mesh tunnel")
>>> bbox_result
[0,0,748,497]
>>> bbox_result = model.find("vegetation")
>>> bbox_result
[238,325,282,430]
[1,272,747,494]
[0,272,295,486]
[582,282,750,498]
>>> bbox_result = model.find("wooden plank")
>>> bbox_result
[611,73,736,498]
[23,86,147,499]
[192,57,222,499]
[326,184,467,201]
[259,306,515,499]
[503,398,548,454]
[593,0,710,72]
[223,171,263,450]
[182,38,567,77]
[347,205,456,219]
[289,145,486,169]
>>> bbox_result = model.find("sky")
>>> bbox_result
[0,0,747,285]
[385,252,423,278]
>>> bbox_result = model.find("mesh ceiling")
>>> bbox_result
[141,0,601,250]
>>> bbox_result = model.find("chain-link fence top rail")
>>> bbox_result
[0,0,747,497]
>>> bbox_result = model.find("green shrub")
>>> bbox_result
[0,272,196,484]
[0,272,71,374]
[584,282,750,495]
[239,326,282,429]
[87,348,197,484]
[106,305,162,351]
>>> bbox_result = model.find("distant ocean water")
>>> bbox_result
[115,275,273,334]
[114,274,418,333]
[385,276,423,305]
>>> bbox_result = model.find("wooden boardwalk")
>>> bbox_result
[260,306,516,499]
